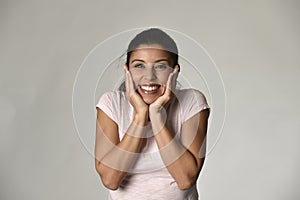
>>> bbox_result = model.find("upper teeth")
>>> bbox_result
[140,85,159,91]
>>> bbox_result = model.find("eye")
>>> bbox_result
[134,64,145,69]
[154,64,168,70]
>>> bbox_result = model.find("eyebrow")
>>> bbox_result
[131,59,144,63]
[131,58,169,64]
[155,59,169,63]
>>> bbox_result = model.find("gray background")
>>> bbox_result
[1,0,299,199]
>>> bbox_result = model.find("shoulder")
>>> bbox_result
[98,90,126,103]
[96,90,129,125]
[96,90,128,109]
[175,88,208,104]
[100,90,126,99]
[174,89,210,122]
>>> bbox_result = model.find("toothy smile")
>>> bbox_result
[139,84,161,94]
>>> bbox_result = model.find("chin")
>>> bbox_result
[137,88,163,105]
[142,97,158,105]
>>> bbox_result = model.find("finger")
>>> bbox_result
[164,73,174,96]
[165,66,179,95]
[167,65,179,89]
[171,65,179,89]
[124,66,135,99]
[125,67,137,99]
[173,65,180,73]
[127,70,135,93]
[123,65,128,72]
[124,66,130,95]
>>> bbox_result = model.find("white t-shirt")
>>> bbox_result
[96,89,210,200]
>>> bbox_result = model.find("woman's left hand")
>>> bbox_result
[149,65,179,115]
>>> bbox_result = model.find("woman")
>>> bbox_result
[95,28,210,200]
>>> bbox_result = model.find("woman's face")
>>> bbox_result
[128,44,175,104]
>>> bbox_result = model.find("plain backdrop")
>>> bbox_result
[0,0,299,200]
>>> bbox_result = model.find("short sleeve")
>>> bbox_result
[95,92,118,124]
[180,89,210,122]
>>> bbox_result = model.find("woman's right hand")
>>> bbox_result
[124,65,149,122]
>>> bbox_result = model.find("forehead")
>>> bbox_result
[129,44,172,62]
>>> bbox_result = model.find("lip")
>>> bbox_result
[138,84,161,94]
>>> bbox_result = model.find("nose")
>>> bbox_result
[143,67,157,80]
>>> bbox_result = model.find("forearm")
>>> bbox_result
[96,115,147,190]
[150,113,203,190]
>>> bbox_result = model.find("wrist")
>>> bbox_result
[149,110,168,136]
[134,112,149,126]
[149,105,161,114]
[149,105,165,119]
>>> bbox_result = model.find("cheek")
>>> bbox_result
[157,72,171,84]
[130,72,141,85]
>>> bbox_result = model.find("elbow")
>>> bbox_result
[177,160,204,190]
[101,177,120,190]
[95,163,120,190]
[98,171,120,190]
[176,174,198,190]
[177,179,195,190]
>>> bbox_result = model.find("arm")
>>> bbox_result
[95,108,147,190]
[149,65,210,190]
[95,66,149,190]
[150,109,209,190]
